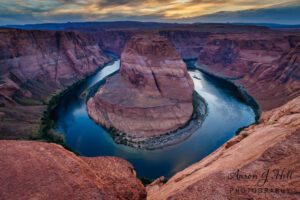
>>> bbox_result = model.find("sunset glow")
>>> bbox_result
[0,0,298,25]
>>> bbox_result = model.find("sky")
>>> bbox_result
[0,0,299,25]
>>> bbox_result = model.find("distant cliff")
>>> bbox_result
[196,33,300,110]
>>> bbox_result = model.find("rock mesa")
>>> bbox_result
[87,34,194,142]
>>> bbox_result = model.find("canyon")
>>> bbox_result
[0,23,299,199]
[87,34,196,146]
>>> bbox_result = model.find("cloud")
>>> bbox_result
[0,0,298,25]
[99,0,137,7]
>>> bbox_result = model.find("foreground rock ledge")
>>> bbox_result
[87,34,195,142]
[147,96,300,200]
[0,140,146,200]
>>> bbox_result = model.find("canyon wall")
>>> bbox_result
[160,30,211,59]
[91,30,132,55]
[148,96,300,200]
[159,24,271,59]
[196,32,300,110]
[0,28,110,139]
[0,140,146,200]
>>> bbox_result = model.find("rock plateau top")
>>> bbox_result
[0,140,146,200]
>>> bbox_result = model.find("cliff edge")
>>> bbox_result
[148,96,300,200]
[0,140,146,200]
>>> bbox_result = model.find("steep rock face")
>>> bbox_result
[93,30,132,55]
[0,28,110,138]
[0,140,146,200]
[148,96,300,200]
[160,30,211,59]
[87,34,194,142]
[120,34,194,101]
[159,24,271,59]
[197,33,300,110]
[0,29,109,104]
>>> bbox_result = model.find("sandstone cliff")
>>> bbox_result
[0,140,146,200]
[148,96,300,200]
[196,33,300,110]
[0,28,110,139]
[92,30,132,55]
[87,34,195,145]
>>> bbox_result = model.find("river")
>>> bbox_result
[52,59,256,180]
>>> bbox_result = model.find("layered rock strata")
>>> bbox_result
[0,140,146,200]
[87,34,195,143]
[0,28,110,138]
[197,33,300,110]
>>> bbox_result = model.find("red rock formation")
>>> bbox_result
[159,30,210,59]
[0,29,109,103]
[87,34,194,142]
[0,28,110,138]
[0,140,146,200]
[92,30,132,55]
[196,33,300,110]
[148,96,300,200]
